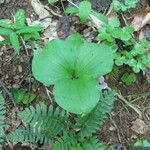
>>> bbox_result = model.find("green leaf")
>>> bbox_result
[91,12,108,24]
[0,19,20,29]
[143,140,150,147]
[10,33,20,54]
[32,39,75,85]
[121,73,136,85]
[112,0,123,11]
[134,139,150,147]
[0,38,11,44]
[15,9,25,27]
[123,26,134,34]
[79,1,91,23]
[65,7,79,14]
[0,27,13,35]
[11,88,26,103]
[66,33,83,48]
[32,39,113,84]
[76,43,114,78]
[48,0,58,4]
[16,25,43,34]
[11,88,36,104]
[32,37,114,114]
[108,17,120,27]
[54,75,100,114]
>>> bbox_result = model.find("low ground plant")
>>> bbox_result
[0,9,43,54]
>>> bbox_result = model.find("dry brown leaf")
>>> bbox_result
[30,0,57,40]
[131,7,150,31]
[30,0,50,19]
[131,118,148,134]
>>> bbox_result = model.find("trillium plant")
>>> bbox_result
[32,33,114,115]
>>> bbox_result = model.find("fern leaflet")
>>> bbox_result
[0,92,5,148]
[76,90,116,138]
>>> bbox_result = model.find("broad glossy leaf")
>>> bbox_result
[32,39,76,84]
[79,1,91,23]
[32,37,114,114]
[10,33,20,54]
[54,75,100,114]
[76,43,114,78]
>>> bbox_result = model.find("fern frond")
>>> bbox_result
[0,92,5,148]
[76,90,116,138]
[18,102,70,136]
[52,132,78,150]
[81,136,106,150]
[8,126,51,144]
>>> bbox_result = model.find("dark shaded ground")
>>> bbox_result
[0,0,150,150]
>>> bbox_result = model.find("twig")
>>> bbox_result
[67,0,79,8]
[20,36,29,56]
[108,87,142,118]
[109,114,122,143]
[44,6,62,17]
[0,80,18,111]
[45,86,53,103]
[125,92,150,98]
[117,92,142,117]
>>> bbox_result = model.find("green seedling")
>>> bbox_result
[0,9,43,54]
[98,17,134,52]
[134,139,150,148]
[11,88,36,104]
[32,33,114,115]
[112,0,138,12]
[65,0,92,23]
[121,72,136,85]
[115,39,150,73]
[98,16,150,75]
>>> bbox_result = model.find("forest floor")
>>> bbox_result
[0,0,150,150]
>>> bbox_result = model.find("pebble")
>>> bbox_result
[12,84,20,88]
[14,75,20,80]
[109,125,117,131]
[18,65,22,73]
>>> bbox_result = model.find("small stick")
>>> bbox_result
[108,87,142,118]
[0,80,18,111]
[20,36,29,56]
[45,86,53,103]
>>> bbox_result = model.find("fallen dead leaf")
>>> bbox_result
[30,0,50,19]
[131,118,148,134]
[131,7,150,31]
[30,0,57,40]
